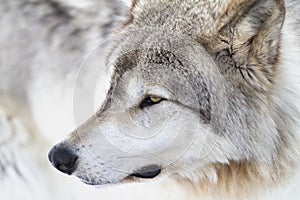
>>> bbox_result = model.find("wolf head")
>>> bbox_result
[49,0,296,188]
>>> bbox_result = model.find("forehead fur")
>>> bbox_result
[113,49,182,75]
[107,24,219,77]
[129,0,256,38]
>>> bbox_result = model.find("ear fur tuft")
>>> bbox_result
[215,0,286,92]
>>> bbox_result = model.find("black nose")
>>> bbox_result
[48,145,78,175]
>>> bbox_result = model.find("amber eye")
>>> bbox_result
[149,96,162,103]
[139,96,164,109]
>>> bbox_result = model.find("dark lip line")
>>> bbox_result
[78,167,162,186]
[129,167,161,179]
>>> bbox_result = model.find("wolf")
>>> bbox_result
[44,0,299,199]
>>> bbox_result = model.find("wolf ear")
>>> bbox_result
[214,0,285,92]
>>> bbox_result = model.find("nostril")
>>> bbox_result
[54,159,78,175]
[48,145,78,175]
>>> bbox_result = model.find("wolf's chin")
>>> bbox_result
[76,175,109,186]
[80,179,101,186]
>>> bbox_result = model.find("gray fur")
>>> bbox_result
[55,2,300,199]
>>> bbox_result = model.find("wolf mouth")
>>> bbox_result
[78,165,162,186]
[129,165,161,179]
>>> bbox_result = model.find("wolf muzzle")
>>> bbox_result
[48,145,78,175]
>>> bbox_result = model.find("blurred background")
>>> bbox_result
[0,0,183,199]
